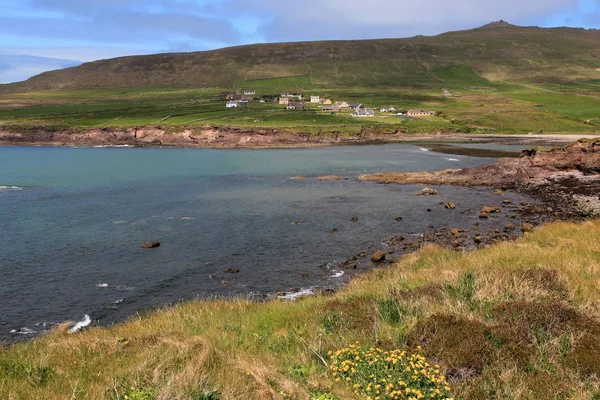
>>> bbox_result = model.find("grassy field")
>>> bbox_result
[0,81,598,135]
[2,219,600,399]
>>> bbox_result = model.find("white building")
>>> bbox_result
[351,108,375,117]
[310,95,320,103]
[226,101,238,108]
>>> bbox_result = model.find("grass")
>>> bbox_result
[2,219,600,399]
[1,83,599,135]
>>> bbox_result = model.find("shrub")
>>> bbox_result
[329,343,453,399]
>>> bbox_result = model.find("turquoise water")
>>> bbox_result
[0,145,532,340]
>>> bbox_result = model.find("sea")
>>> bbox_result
[0,143,532,341]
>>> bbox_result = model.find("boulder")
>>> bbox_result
[140,241,160,249]
[493,189,504,195]
[358,250,369,257]
[521,223,534,232]
[371,250,387,263]
[351,216,359,222]
[224,268,240,274]
[422,188,438,195]
[451,228,463,236]
[395,216,403,221]
[479,212,489,219]
[445,201,456,209]
[481,206,501,214]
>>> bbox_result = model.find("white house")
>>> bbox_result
[310,95,320,103]
[226,101,238,108]
[351,108,375,117]
[406,109,434,117]
[280,93,303,100]
[379,106,397,113]
[243,90,256,95]
[335,101,349,108]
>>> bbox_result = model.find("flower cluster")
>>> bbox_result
[328,343,453,400]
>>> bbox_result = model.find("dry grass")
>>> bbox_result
[2,220,600,399]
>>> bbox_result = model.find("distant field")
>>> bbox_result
[0,82,598,135]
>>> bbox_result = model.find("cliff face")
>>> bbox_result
[0,126,316,148]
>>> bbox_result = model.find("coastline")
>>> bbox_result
[1,125,599,149]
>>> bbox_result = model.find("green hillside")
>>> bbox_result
[1,23,600,93]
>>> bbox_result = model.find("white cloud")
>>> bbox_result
[0,54,80,83]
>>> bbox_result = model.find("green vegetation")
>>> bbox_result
[2,219,600,399]
[0,82,599,135]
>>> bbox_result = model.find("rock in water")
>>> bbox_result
[445,202,456,209]
[422,188,438,195]
[140,241,160,249]
[481,206,501,214]
[371,250,386,263]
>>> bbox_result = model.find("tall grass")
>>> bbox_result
[1,220,600,399]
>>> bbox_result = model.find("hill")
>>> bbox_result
[1,23,600,93]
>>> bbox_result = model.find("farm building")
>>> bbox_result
[351,108,375,117]
[287,102,307,110]
[406,109,435,116]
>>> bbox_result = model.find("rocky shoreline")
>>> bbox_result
[1,125,599,149]
[275,140,600,299]
[360,139,600,218]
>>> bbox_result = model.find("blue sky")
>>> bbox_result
[0,0,598,83]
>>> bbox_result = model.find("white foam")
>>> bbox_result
[112,220,128,224]
[92,145,134,148]
[0,186,23,191]
[279,288,315,300]
[68,314,91,334]
[419,148,429,152]
[330,271,345,278]
[96,283,109,288]
[445,158,460,162]
[10,327,36,335]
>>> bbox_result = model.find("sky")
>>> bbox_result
[0,0,599,83]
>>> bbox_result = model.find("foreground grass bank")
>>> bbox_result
[2,220,600,399]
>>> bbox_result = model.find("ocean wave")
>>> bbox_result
[0,185,23,191]
[278,288,315,300]
[92,145,135,148]
[419,148,429,152]
[10,327,36,335]
[330,271,345,278]
[445,158,460,162]
[68,314,92,334]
